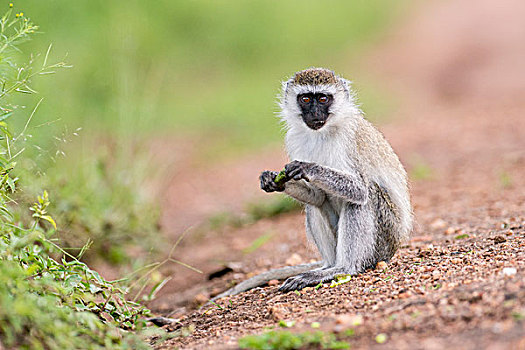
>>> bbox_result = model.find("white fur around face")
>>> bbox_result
[279,77,362,171]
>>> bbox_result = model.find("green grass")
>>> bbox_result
[0,7,153,347]
[17,135,163,264]
[239,330,349,350]
[242,232,273,254]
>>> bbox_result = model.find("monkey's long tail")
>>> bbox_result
[212,261,323,301]
[147,262,324,327]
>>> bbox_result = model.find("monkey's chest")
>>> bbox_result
[287,132,351,170]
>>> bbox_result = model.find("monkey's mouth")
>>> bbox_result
[307,120,326,130]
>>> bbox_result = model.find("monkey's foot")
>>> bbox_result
[278,267,347,292]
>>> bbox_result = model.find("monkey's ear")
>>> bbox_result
[339,78,354,100]
[282,78,293,95]
[339,78,352,91]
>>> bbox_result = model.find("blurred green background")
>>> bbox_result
[9,0,405,265]
[19,0,403,154]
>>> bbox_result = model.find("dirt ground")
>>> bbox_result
[150,0,525,348]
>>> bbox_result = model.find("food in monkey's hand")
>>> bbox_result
[273,169,287,185]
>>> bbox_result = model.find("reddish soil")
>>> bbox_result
[151,0,525,348]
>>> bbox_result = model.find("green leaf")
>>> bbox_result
[65,274,82,288]
[40,215,57,229]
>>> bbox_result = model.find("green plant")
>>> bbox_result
[4,7,164,266]
[329,274,352,288]
[0,209,151,348]
[242,232,273,254]
[239,330,349,350]
[0,5,152,348]
[19,139,163,265]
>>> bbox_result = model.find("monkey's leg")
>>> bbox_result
[304,204,337,266]
[280,203,375,291]
[335,203,377,272]
[215,203,336,298]
[372,184,402,262]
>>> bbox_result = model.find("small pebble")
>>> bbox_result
[502,267,517,276]
[286,253,304,265]
[194,293,209,305]
[336,314,363,326]
[430,218,447,229]
[493,235,506,244]
[445,227,456,235]
[376,261,388,270]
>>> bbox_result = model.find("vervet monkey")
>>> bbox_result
[215,68,412,299]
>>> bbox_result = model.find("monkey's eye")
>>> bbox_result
[318,95,328,103]
[301,96,311,103]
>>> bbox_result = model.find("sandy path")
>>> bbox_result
[154,0,525,348]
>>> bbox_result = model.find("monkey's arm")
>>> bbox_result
[284,181,325,206]
[285,160,367,204]
[260,170,325,206]
[211,261,322,301]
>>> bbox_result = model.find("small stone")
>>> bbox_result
[210,288,222,297]
[232,273,245,280]
[493,235,507,244]
[269,306,288,321]
[268,279,280,286]
[432,270,440,279]
[430,218,447,230]
[376,261,388,270]
[502,267,517,276]
[194,293,208,305]
[444,227,456,235]
[336,314,363,326]
[411,235,432,242]
[398,291,412,299]
[286,253,304,265]
[333,324,344,333]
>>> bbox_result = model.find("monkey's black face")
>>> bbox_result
[297,93,333,130]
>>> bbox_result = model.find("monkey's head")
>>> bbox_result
[280,68,358,132]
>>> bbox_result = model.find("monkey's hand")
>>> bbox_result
[260,170,286,192]
[284,160,314,182]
